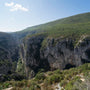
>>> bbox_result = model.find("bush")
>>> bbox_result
[54,69,62,74]
[60,80,67,87]
[38,69,45,73]
[10,73,25,81]
[47,74,61,84]
[14,81,25,87]
[65,74,72,80]
[47,72,53,76]
[65,82,73,90]
[3,82,10,88]
[28,81,41,90]
[35,73,46,80]
[29,84,41,90]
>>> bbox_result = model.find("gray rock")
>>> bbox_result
[20,36,90,78]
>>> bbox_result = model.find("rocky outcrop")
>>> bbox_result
[20,36,90,78]
[41,38,90,70]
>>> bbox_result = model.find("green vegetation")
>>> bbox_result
[16,58,25,75]
[15,12,90,49]
[16,13,90,38]
[0,63,89,90]
[0,60,11,67]
[0,12,90,90]
[60,63,90,90]
[35,73,46,81]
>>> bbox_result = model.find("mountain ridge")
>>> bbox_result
[13,12,90,40]
[15,12,90,33]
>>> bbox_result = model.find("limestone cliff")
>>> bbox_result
[20,35,90,78]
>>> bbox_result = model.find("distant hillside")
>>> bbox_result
[0,32,19,75]
[14,12,90,39]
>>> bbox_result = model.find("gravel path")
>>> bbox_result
[3,87,13,90]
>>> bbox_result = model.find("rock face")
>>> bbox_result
[41,38,90,70]
[0,32,90,79]
[20,35,50,78]
[20,36,90,78]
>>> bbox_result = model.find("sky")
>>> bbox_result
[0,0,90,32]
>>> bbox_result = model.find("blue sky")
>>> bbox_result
[0,0,90,32]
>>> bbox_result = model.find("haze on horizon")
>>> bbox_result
[0,0,90,32]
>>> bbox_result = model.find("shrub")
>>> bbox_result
[65,74,72,80]
[47,74,61,84]
[28,81,41,90]
[14,81,25,87]
[35,73,46,80]
[60,80,67,87]
[54,69,62,74]
[65,82,73,90]
[38,69,45,73]
[47,72,53,76]
[29,84,41,90]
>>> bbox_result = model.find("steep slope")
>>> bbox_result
[14,12,90,39]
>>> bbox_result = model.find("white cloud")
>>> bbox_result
[5,2,29,12]
[5,2,14,7]
[10,4,28,12]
